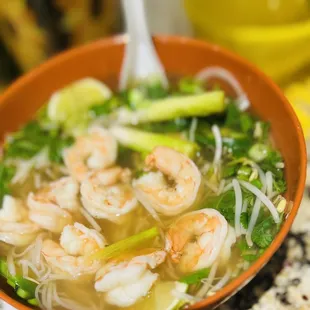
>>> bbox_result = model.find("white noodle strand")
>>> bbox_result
[80,207,102,232]
[205,180,218,193]
[246,198,262,247]
[223,183,233,193]
[241,200,248,234]
[13,243,35,258]
[212,125,222,166]
[211,268,232,292]
[197,262,218,298]
[7,250,16,276]
[196,66,250,111]
[232,179,243,237]
[217,180,226,196]
[239,180,279,223]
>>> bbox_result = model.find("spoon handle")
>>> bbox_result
[119,0,168,90]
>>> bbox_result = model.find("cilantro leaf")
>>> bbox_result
[252,217,277,248]
[4,121,74,164]
[203,191,235,225]
[240,212,249,229]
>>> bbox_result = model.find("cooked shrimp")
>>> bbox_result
[42,223,107,277]
[63,127,117,182]
[0,195,40,246]
[95,250,166,307]
[27,177,79,233]
[81,167,138,223]
[133,146,201,216]
[166,209,231,273]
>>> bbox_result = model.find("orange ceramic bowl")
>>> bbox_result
[0,36,306,310]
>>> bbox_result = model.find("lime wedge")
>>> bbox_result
[131,281,188,310]
[47,78,111,133]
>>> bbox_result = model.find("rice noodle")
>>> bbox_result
[223,183,233,193]
[33,233,45,267]
[24,276,40,284]
[217,179,226,196]
[189,118,198,142]
[52,283,96,310]
[245,198,262,247]
[11,149,50,184]
[197,262,218,298]
[11,160,34,184]
[195,66,250,111]
[20,260,28,277]
[45,168,56,179]
[7,249,16,276]
[239,180,279,223]
[232,179,243,237]
[241,200,248,234]
[201,163,210,175]
[212,125,222,167]
[80,207,102,232]
[205,180,218,193]
[19,260,41,278]
[13,243,35,258]
[35,282,44,309]
[211,268,232,292]
[47,282,54,310]
[265,171,273,198]
[39,265,52,282]
[41,283,48,309]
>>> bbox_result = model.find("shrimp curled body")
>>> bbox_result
[81,167,138,223]
[134,146,201,216]
[95,250,166,307]
[42,222,107,277]
[0,195,40,246]
[63,127,117,182]
[27,177,80,233]
[166,209,233,273]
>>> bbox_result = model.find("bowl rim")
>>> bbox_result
[0,35,306,310]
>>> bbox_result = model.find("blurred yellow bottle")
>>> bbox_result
[184,0,310,83]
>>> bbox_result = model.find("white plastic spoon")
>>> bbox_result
[119,0,169,90]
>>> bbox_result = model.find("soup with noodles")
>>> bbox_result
[0,75,287,310]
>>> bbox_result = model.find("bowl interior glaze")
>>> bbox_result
[0,35,306,310]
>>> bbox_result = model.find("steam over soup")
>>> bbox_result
[0,76,287,310]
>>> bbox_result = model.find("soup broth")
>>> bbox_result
[0,76,287,310]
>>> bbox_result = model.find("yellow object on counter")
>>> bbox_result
[285,79,310,138]
[184,0,310,83]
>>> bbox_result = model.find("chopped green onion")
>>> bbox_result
[111,126,199,158]
[89,227,160,261]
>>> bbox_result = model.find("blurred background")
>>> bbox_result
[0,0,310,139]
[1,1,310,310]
